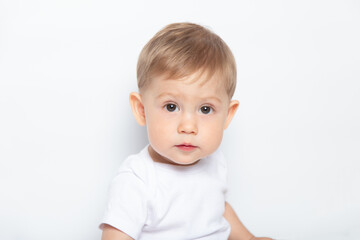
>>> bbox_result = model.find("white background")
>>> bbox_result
[0,0,359,239]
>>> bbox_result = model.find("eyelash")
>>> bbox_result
[163,103,214,114]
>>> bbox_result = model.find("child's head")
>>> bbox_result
[130,22,239,165]
[137,22,237,99]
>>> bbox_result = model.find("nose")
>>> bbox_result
[177,112,198,135]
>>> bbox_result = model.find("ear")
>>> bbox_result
[224,100,239,129]
[129,92,146,126]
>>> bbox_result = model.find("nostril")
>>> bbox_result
[179,128,198,135]
[177,116,198,134]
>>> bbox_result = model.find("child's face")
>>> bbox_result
[131,71,238,165]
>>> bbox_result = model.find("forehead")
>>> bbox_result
[145,71,229,99]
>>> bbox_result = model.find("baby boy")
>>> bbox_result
[100,22,272,240]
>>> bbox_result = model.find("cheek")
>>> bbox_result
[146,111,174,144]
[199,117,225,148]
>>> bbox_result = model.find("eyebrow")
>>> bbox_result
[156,92,222,103]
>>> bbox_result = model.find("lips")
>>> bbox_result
[175,144,198,152]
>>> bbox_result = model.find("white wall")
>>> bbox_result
[0,1,359,239]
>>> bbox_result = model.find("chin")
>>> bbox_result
[169,156,201,165]
[173,161,197,165]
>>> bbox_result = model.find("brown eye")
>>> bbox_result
[165,104,178,112]
[200,106,212,114]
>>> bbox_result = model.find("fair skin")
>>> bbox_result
[101,71,272,240]
[134,71,238,166]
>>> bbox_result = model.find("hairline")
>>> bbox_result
[139,69,233,100]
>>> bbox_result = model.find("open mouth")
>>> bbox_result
[175,144,198,151]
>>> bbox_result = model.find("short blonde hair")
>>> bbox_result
[137,22,237,98]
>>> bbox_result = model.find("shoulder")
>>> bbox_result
[206,148,228,182]
[106,147,155,199]
[208,148,227,168]
[118,152,149,181]
[115,148,153,183]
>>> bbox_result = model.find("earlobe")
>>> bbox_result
[129,92,146,126]
[224,100,239,129]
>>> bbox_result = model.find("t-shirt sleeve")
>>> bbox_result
[99,171,148,239]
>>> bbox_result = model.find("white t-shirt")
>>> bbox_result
[100,145,231,240]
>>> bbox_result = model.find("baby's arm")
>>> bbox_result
[224,202,272,240]
[101,224,133,240]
